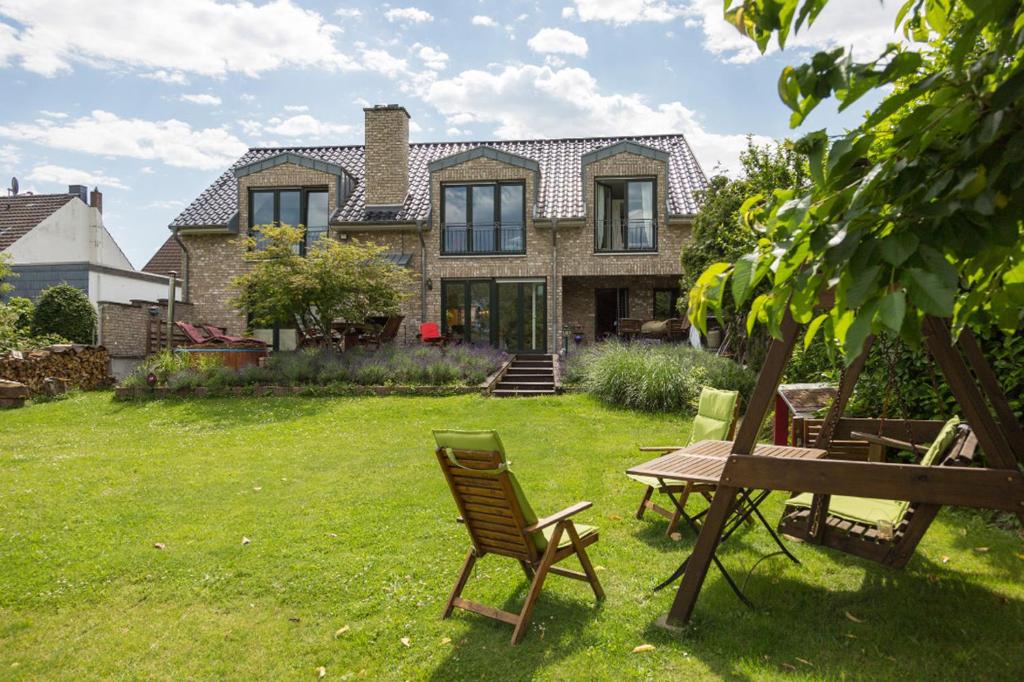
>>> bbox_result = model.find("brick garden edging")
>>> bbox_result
[113,384,483,401]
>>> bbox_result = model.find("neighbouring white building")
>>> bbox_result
[0,185,180,307]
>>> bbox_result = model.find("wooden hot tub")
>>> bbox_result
[178,345,268,370]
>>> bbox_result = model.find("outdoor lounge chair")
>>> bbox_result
[778,417,978,568]
[175,321,219,345]
[629,387,740,536]
[354,315,404,350]
[433,429,604,645]
[199,324,266,347]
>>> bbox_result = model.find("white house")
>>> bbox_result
[0,185,180,306]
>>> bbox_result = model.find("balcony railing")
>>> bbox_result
[596,218,656,252]
[442,222,525,254]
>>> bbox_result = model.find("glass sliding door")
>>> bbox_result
[443,281,467,343]
[496,280,546,353]
[442,280,494,346]
[469,281,492,344]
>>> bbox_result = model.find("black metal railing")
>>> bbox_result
[595,218,656,252]
[443,222,525,254]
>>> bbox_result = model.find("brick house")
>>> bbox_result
[169,104,707,353]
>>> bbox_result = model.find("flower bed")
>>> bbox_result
[116,345,507,399]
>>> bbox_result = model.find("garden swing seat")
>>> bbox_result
[433,430,604,645]
[778,417,979,568]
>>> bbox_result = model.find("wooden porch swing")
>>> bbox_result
[661,312,1024,627]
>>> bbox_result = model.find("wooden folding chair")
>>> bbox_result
[629,387,740,536]
[779,418,978,568]
[433,430,604,645]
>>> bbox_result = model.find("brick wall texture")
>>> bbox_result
[99,299,195,358]
[179,150,694,351]
[363,106,409,207]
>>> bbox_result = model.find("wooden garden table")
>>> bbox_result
[627,440,827,616]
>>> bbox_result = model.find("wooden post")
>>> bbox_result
[956,328,1024,465]
[774,394,790,445]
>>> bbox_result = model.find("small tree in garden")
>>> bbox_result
[31,283,96,344]
[689,1,1024,362]
[232,225,410,343]
[681,140,808,363]
[0,253,14,298]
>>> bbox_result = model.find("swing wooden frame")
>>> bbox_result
[660,312,1024,627]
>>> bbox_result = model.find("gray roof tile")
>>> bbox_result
[170,134,706,229]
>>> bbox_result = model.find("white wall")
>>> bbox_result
[87,270,179,306]
[5,199,133,269]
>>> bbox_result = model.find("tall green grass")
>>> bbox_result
[564,340,756,413]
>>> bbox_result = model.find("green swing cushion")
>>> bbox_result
[786,417,961,528]
[434,429,589,552]
[689,387,739,444]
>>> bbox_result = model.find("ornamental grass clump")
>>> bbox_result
[568,340,755,413]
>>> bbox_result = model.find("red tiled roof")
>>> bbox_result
[0,193,76,251]
[142,235,184,276]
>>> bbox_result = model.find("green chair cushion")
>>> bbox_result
[689,387,739,444]
[541,523,597,548]
[787,493,909,527]
[919,416,960,467]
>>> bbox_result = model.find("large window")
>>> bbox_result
[249,188,329,254]
[442,278,547,352]
[442,182,525,255]
[595,178,656,252]
[653,287,681,319]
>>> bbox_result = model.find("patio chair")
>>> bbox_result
[199,324,267,347]
[666,317,690,343]
[433,429,604,645]
[418,322,447,346]
[778,417,978,568]
[617,318,642,341]
[355,315,404,350]
[629,387,740,536]
[175,321,219,345]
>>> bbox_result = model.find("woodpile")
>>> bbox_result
[0,344,113,394]
[0,379,29,408]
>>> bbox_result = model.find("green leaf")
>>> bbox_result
[803,313,828,350]
[746,293,769,335]
[877,290,906,333]
[879,232,919,266]
[904,267,956,316]
[778,66,802,112]
[731,254,760,307]
[843,302,877,365]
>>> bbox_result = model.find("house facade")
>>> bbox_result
[170,105,707,353]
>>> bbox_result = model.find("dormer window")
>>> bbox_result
[595,178,656,252]
[441,182,525,255]
[249,188,328,254]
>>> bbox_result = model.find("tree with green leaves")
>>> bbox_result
[0,252,15,298]
[689,1,1023,364]
[681,139,808,363]
[31,283,96,344]
[232,225,410,344]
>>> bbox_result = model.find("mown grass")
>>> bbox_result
[1,392,1021,680]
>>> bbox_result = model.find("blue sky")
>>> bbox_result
[0,0,901,268]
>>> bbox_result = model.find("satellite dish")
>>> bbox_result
[10,177,18,196]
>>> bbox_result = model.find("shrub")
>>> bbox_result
[567,340,756,413]
[31,284,97,344]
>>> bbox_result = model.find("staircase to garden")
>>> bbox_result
[492,355,557,397]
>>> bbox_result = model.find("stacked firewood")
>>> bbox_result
[0,344,113,394]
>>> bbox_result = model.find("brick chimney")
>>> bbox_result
[90,187,102,214]
[363,104,410,208]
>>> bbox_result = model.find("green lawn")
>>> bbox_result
[1,393,1022,680]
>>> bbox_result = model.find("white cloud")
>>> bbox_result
[472,15,497,27]
[39,110,67,119]
[0,0,360,78]
[384,7,433,23]
[0,110,247,170]
[139,70,189,85]
[683,0,902,64]
[245,114,354,140]
[334,8,362,19]
[360,48,408,77]
[0,143,18,166]
[140,166,155,174]
[569,0,686,25]
[416,45,449,71]
[527,28,589,57]
[27,164,129,190]
[181,93,222,106]
[283,104,310,112]
[446,126,470,137]
[422,63,767,175]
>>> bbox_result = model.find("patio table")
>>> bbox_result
[627,440,827,609]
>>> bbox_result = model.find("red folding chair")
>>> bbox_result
[418,322,447,346]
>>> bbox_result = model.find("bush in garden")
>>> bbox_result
[31,284,97,344]
[567,340,756,413]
